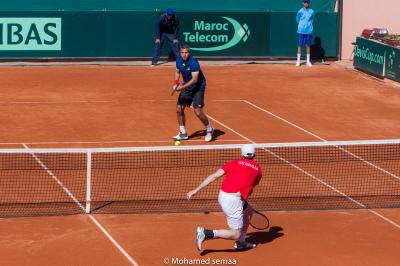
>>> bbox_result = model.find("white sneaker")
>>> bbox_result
[196,227,206,251]
[172,132,188,141]
[204,128,214,142]
[295,61,301,67]
[306,62,312,67]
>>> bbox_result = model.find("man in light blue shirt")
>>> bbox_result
[296,0,314,67]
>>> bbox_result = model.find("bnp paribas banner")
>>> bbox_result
[179,12,269,56]
[385,46,400,82]
[0,17,61,51]
[353,37,386,77]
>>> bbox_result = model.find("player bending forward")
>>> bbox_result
[187,144,263,251]
[172,45,214,142]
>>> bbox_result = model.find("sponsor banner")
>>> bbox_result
[385,46,400,82]
[0,18,61,51]
[353,37,386,77]
[0,11,338,58]
[179,12,269,56]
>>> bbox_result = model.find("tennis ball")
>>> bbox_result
[174,140,181,146]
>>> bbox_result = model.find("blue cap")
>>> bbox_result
[166,8,174,15]
[303,0,310,3]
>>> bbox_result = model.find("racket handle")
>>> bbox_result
[171,85,178,96]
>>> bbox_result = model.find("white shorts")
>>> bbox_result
[218,190,245,230]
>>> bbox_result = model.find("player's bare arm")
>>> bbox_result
[177,71,199,91]
[173,69,181,91]
[187,168,225,199]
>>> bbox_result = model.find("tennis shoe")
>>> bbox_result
[173,132,188,141]
[295,61,301,67]
[306,61,313,67]
[204,128,214,142]
[196,227,206,251]
[234,241,256,250]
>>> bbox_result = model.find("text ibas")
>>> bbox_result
[0,18,61,50]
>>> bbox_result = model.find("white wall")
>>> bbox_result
[342,0,400,59]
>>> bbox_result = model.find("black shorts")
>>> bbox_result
[177,87,205,108]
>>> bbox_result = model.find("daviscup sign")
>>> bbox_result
[0,18,61,51]
[180,12,267,56]
[354,37,386,77]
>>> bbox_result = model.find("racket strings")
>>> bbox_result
[250,211,270,230]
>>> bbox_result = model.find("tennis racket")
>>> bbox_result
[171,84,179,96]
[249,210,270,230]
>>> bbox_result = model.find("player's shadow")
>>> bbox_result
[310,36,326,63]
[200,226,284,255]
[188,129,225,141]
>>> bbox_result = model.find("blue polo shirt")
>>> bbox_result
[176,55,206,90]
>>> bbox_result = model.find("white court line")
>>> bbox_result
[22,143,139,266]
[206,113,400,229]
[0,99,176,104]
[243,100,325,141]
[0,101,112,104]
[88,215,139,266]
[21,143,85,211]
[242,99,400,182]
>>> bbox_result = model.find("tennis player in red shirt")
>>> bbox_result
[187,144,262,251]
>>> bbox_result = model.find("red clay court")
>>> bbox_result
[0,63,400,266]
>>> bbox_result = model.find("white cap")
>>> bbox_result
[241,144,255,158]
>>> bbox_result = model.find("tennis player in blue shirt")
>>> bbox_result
[172,44,214,142]
[296,0,314,67]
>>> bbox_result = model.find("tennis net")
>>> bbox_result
[1,139,400,217]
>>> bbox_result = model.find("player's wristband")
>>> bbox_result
[173,80,179,85]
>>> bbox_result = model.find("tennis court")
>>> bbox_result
[1,63,400,265]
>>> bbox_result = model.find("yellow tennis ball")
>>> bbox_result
[174,140,181,146]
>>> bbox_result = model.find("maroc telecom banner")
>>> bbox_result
[178,12,268,56]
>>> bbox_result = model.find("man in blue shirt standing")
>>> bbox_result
[151,8,180,66]
[171,44,214,142]
[296,0,314,67]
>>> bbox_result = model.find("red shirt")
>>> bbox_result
[220,158,263,200]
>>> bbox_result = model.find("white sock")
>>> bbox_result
[206,124,213,132]
[297,53,301,62]
[213,230,218,238]
[239,232,246,243]
[179,126,186,134]
[307,54,311,63]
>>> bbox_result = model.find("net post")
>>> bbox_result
[85,151,92,214]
